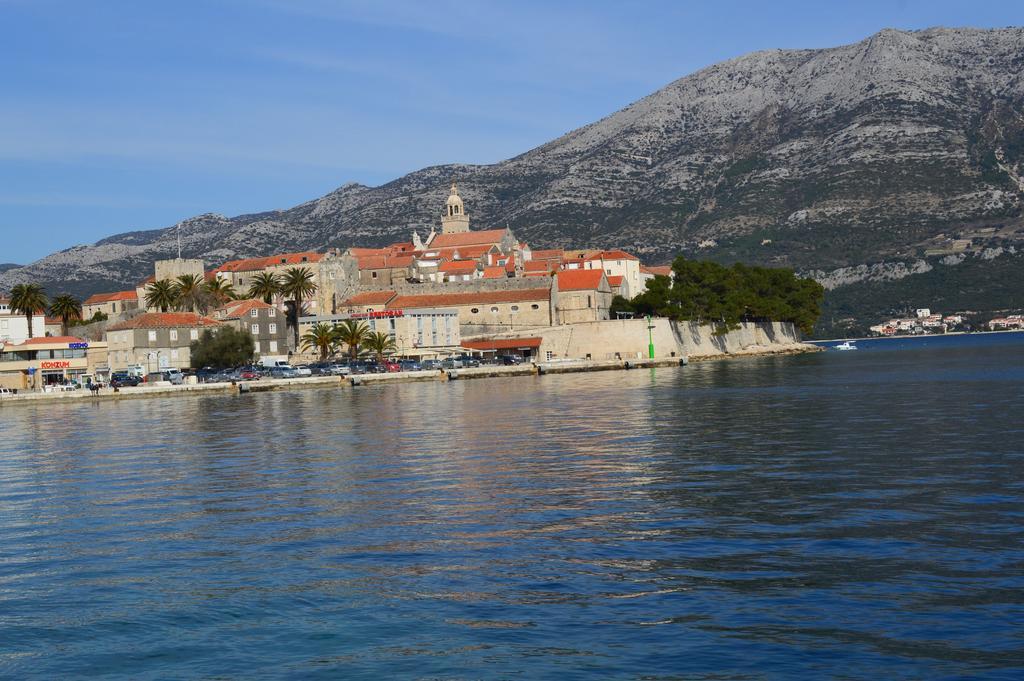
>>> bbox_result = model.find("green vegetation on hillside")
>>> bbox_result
[814,251,1024,338]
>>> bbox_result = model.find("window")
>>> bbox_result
[607,269,612,275]
[269,341,278,353]
[531,304,540,310]
[490,306,498,313]
[587,295,592,308]
[511,305,519,312]
[190,329,199,341]
[251,324,259,335]
[546,351,554,360]
[148,331,157,342]
[254,341,261,353]
[268,323,277,334]
[251,309,259,318]
[169,330,178,341]
[268,308,276,318]
[470,308,479,314]
[371,271,378,279]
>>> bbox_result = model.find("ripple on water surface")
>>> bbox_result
[2,341,1024,679]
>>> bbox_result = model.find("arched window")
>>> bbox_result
[470,308,479,314]
[511,305,519,312]
[531,304,539,310]
[454,205,459,214]
[490,306,498,313]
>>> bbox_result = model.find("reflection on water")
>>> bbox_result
[2,339,1024,679]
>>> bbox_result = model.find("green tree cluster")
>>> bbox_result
[622,256,824,335]
[189,327,255,368]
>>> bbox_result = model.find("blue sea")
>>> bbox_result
[1,333,1023,679]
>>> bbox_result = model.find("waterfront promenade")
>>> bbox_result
[0,341,818,408]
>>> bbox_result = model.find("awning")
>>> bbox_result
[461,337,542,352]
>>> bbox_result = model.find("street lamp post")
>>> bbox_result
[647,315,655,359]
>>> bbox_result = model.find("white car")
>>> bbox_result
[293,365,313,377]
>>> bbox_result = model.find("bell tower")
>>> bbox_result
[441,182,470,234]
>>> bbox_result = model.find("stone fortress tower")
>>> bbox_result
[441,182,470,234]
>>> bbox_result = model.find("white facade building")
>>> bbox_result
[0,297,46,344]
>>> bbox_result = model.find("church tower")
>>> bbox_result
[441,182,470,234]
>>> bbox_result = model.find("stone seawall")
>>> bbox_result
[466,319,814,361]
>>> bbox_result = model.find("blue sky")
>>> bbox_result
[1,0,1021,264]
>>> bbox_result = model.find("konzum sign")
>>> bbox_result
[40,361,71,370]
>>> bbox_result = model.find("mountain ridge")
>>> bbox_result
[2,26,1022,319]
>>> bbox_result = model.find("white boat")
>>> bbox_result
[834,341,858,351]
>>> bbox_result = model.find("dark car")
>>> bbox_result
[499,354,523,365]
[456,354,481,368]
[398,359,423,371]
[110,372,140,388]
[420,359,443,371]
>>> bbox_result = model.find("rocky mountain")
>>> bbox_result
[3,26,1023,324]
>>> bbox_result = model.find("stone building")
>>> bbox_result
[554,269,613,324]
[82,290,140,319]
[106,312,222,371]
[211,299,290,358]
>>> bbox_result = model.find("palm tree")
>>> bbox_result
[49,294,83,336]
[334,319,369,360]
[280,267,317,349]
[9,283,48,339]
[363,331,397,364]
[204,277,236,307]
[174,274,206,313]
[301,322,339,362]
[247,272,281,304]
[145,279,178,313]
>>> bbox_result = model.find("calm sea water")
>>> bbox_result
[2,335,1023,679]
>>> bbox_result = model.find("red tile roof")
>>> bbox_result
[213,298,275,319]
[387,288,550,310]
[107,312,222,331]
[84,290,138,305]
[583,249,639,262]
[340,291,398,307]
[439,260,478,274]
[12,335,87,347]
[607,275,624,287]
[645,265,673,277]
[524,260,555,272]
[357,254,414,270]
[556,269,608,291]
[428,229,509,249]
[216,251,323,273]
[462,337,542,351]
[481,266,507,279]
[529,249,564,261]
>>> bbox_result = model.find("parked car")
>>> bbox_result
[327,363,352,376]
[420,359,443,371]
[238,368,261,381]
[440,358,463,370]
[307,362,333,376]
[382,360,402,373]
[293,365,313,377]
[270,366,299,379]
[110,372,141,388]
[398,359,423,372]
[499,354,523,365]
[456,354,481,368]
